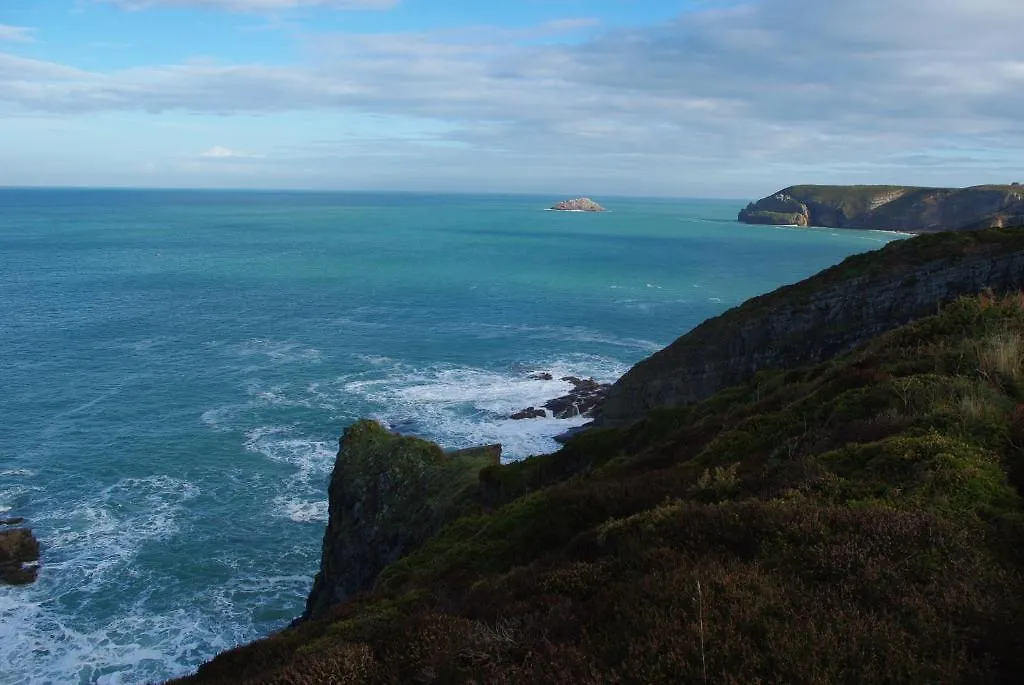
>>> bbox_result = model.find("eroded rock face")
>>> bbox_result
[301,421,499,620]
[739,185,1024,232]
[0,527,40,585]
[598,229,1024,427]
[551,198,606,212]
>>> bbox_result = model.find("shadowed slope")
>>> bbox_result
[172,291,1024,685]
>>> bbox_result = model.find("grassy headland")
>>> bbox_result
[174,232,1024,684]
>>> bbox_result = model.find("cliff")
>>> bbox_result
[303,420,499,619]
[172,229,1024,685]
[599,229,1024,426]
[739,184,1024,232]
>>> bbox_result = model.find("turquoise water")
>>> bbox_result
[0,190,902,683]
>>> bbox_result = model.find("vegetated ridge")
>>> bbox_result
[599,229,1024,427]
[739,184,1024,232]
[172,228,1024,684]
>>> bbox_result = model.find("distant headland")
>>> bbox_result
[550,197,606,212]
[739,184,1024,233]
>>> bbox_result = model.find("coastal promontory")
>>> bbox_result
[172,227,1024,685]
[550,197,606,212]
[739,184,1024,232]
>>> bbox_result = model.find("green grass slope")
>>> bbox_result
[174,292,1024,684]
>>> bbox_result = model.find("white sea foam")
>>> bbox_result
[343,355,629,459]
[243,429,334,475]
[0,475,214,684]
[242,428,336,523]
[0,469,36,478]
[466,323,663,353]
[209,339,324,368]
[272,497,328,523]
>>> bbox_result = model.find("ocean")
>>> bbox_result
[0,189,903,684]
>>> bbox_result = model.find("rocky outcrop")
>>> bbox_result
[0,524,40,585]
[551,198,606,212]
[301,421,499,620]
[739,185,1024,233]
[511,376,610,420]
[543,376,609,418]
[598,228,1024,426]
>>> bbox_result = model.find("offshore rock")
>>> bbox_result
[599,229,1024,426]
[511,376,610,420]
[551,198,606,212]
[301,420,499,620]
[511,407,547,420]
[544,376,609,418]
[738,184,1024,232]
[0,526,40,585]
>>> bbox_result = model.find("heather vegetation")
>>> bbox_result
[176,290,1024,684]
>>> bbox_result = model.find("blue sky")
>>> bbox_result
[1,0,1022,197]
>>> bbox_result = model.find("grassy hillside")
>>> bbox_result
[783,184,924,217]
[175,291,1024,684]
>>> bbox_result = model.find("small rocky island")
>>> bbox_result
[550,197,606,212]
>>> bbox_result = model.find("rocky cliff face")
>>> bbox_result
[302,420,499,620]
[598,229,1024,426]
[739,185,1024,232]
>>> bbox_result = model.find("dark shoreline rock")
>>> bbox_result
[0,526,40,585]
[511,374,610,420]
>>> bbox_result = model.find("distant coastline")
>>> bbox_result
[739,184,1024,233]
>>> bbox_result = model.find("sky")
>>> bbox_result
[0,0,1021,198]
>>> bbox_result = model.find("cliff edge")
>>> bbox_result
[302,420,499,619]
[599,228,1024,426]
[739,184,1024,232]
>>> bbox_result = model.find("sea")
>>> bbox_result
[0,189,904,684]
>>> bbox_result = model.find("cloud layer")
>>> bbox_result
[2,0,1022,192]
[100,0,398,10]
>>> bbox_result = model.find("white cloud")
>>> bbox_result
[3,0,1024,192]
[200,145,261,158]
[101,0,398,10]
[0,25,35,42]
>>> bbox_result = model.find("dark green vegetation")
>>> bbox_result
[175,287,1024,684]
[600,228,1024,426]
[739,184,1024,232]
[304,421,500,619]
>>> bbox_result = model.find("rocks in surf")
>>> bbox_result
[512,374,610,420]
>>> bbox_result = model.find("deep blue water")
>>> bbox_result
[0,189,903,683]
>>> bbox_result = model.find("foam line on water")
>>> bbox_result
[343,355,630,459]
[0,475,219,684]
